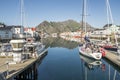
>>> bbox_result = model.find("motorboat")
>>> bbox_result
[23,37,46,58]
[23,42,45,58]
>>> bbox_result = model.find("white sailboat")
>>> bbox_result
[78,0,102,60]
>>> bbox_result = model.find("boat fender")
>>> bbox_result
[100,48,106,57]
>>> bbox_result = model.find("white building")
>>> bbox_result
[90,24,120,38]
[24,27,36,37]
[0,25,24,42]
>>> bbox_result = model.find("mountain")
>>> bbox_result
[36,19,95,34]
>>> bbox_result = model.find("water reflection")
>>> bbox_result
[42,37,79,49]
[79,54,102,70]
[38,37,120,80]
[79,53,120,80]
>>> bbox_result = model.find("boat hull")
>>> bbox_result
[104,47,117,52]
[79,46,102,60]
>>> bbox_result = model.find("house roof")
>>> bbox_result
[7,25,22,28]
[103,24,113,28]
[0,26,12,31]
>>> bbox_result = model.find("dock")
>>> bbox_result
[0,49,48,80]
[104,50,120,67]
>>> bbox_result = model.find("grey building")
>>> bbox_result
[0,26,13,42]
[0,24,24,42]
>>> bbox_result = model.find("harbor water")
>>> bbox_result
[37,37,120,80]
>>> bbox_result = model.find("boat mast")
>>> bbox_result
[106,0,118,46]
[82,0,87,33]
[81,0,84,32]
[21,0,24,33]
[81,0,87,40]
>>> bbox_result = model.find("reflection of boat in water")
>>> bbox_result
[79,54,102,69]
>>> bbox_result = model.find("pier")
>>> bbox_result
[0,49,48,80]
[104,50,120,67]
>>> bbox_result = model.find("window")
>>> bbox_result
[6,31,8,34]
[12,43,24,48]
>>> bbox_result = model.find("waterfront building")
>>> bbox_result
[24,27,36,37]
[0,26,13,42]
[90,24,120,38]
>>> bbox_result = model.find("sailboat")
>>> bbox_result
[78,0,102,60]
[99,0,120,54]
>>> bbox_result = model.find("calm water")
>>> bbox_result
[37,37,120,80]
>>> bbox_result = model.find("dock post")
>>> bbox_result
[117,48,120,61]
[6,62,9,76]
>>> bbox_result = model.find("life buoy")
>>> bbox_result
[100,48,106,57]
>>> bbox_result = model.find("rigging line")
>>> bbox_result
[106,0,118,46]
[106,0,114,24]
[106,0,110,42]
[106,0,109,27]
[84,0,87,34]
[21,0,24,27]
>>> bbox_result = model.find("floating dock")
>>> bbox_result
[105,50,120,67]
[0,49,48,80]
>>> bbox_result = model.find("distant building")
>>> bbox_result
[7,25,24,38]
[0,23,6,27]
[0,26,13,42]
[90,24,120,38]
[24,27,36,37]
[0,25,25,42]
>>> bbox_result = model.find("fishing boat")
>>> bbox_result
[78,0,102,60]
[9,0,46,63]
[23,38,45,58]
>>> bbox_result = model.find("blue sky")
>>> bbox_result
[0,0,120,28]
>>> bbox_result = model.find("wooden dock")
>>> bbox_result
[0,49,48,80]
[105,50,120,67]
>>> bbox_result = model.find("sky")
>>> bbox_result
[0,0,120,28]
